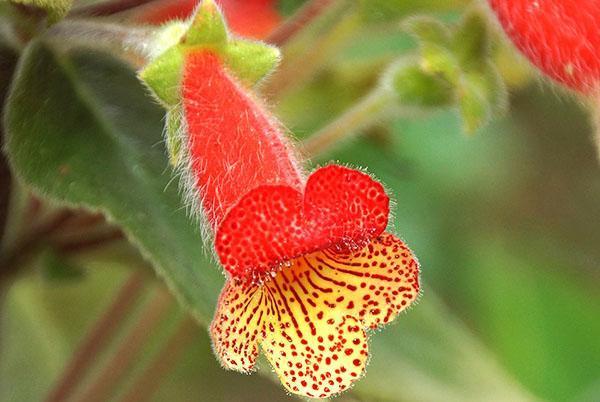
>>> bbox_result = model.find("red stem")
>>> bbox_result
[117,316,198,402]
[73,289,174,402]
[44,271,146,402]
[267,0,336,46]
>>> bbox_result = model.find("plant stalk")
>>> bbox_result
[45,271,146,402]
[302,87,396,157]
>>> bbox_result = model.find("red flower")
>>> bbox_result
[180,50,420,398]
[132,0,281,39]
[488,0,600,94]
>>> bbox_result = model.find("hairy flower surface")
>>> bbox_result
[140,1,420,397]
[488,0,600,93]
[182,51,420,398]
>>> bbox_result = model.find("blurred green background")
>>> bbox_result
[1,1,599,401]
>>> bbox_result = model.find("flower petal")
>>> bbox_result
[295,231,420,330]
[210,232,420,397]
[305,165,390,249]
[210,278,267,372]
[215,165,391,280]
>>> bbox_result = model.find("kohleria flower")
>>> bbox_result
[140,1,420,398]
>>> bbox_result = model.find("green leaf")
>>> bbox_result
[9,0,73,23]
[4,40,223,322]
[39,248,84,281]
[0,257,293,402]
[223,40,281,85]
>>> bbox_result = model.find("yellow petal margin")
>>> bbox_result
[210,232,420,398]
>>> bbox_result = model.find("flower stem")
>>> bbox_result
[73,288,174,402]
[117,316,198,402]
[302,87,396,157]
[45,20,157,67]
[45,271,146,402]
[264,4,360,99]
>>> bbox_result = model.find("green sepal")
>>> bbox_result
[457,66,506,134]
[452,10,490,71]
[165,106,185,167]
[139,0,280,109]
[139,46,184,107]
[183,0,228,46]
[404,16,458,83]
[223,40,280,85]
[403,9,506,134]
[389,59,453,108]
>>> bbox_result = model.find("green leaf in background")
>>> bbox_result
[0,28,18,248]
[4,40,223,323]
[8,0,73,23]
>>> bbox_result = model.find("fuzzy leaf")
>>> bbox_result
[4,41,223,322]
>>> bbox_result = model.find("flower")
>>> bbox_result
[488,0,600,94]
[140,1,420,397]
[182,50,420,398]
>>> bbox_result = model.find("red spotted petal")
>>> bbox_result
[210,233,420,398]
[215,165,390,280]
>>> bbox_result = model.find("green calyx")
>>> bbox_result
[398,9,507,134]
[139,0,280,109]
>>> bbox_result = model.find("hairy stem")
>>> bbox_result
[264,4,360,99]
[268,0,337,46]
[45,271,146,402]
[302,87,396,157]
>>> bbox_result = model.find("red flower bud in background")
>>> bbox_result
[132,0,281,39]
[488,0,600,94]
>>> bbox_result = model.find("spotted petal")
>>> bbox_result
[215,165,390,280]
[210,233,420,398]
